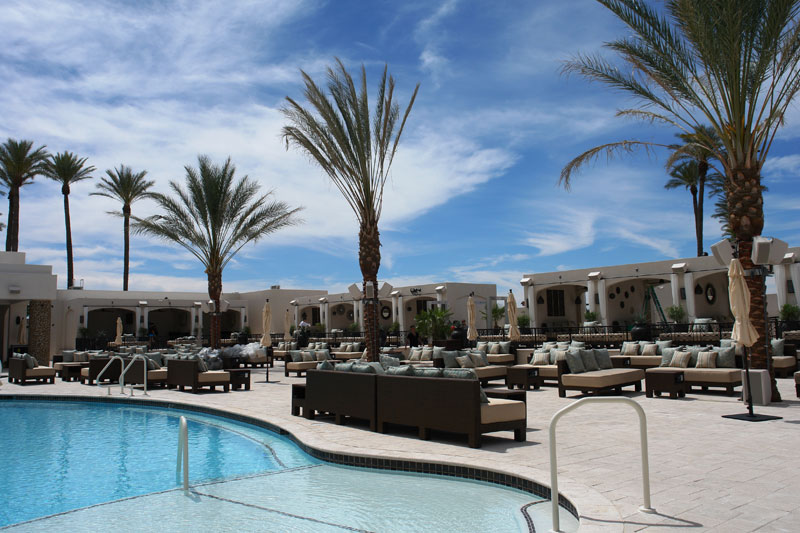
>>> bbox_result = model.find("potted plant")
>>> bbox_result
[415,308,453,345]
[517,313,531,332]
[778,303,800,331]
[666,305,688,332]
[629,314,652,342]
[584,310,598,322]
[480,304,506,333]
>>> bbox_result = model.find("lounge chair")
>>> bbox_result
[123,358,168,388]
[80,357,122,385]
[167,358,230,393]
[8,355,56,384]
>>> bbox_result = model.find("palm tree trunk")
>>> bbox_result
[5,186,19,252]
[359,220,381,362]
[123,205,130,291]
[697,172,705,257]
[728,167,779,401]
[207,269,223,349]
[691,186,701,257]
[64,192,74,288]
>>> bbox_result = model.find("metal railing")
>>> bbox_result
[548,397,654,532]
[120,354,149,397]
[96,355,124,396]
[176,416,189,492]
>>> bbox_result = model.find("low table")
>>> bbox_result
[228,368,251,391]
[60,362,88,382]
[645,368,686,398]
[506,365,542,390]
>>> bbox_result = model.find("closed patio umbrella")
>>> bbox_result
[467,296,478,342]
[723,258,779,421]
[114,316,123,345]
[17,315,27,345]
[283,309,292,342]
[507,290,520,342]
[260,302,272,347]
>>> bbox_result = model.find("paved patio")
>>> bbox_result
[2,365,798,532]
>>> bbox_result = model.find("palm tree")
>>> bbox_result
[132,155,301,348]
[560,0,800,401]
[0,139,50,251]
[43,152,95,288]
[281,58,419,361]
[91,165,154,291]
[664,160,706,256]
[665,125,725,256]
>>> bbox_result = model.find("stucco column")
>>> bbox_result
[586,279,597,316]
[28,300,51,365]
[143,307,150,330]
[525,285,536,328]
[597,279,609,326]
[358,300,365,331]
[683,272,697,321]
[293,305,299,327]
[391,294,398,323]
[790,263,800,307]
[196,310,203,338]
[670,273,681,312]
[323,302,330,332]
[775,263,788,309]
[397,296,405,332]
[82,306,89,330]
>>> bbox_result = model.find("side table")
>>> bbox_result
[645,368,686,398]
[291,383,306,416]
[228,368,251,391]
[506,365,542,390]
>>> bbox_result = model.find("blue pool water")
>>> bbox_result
[0,400,578,532]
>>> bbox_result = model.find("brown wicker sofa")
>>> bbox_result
[167,359,230,393]
[80,357,122,385]
[376,374,526,448]
[8,356,56,384]
[304,370,377,430]
[122,358,168,388]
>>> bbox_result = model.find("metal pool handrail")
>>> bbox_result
[548,397,655,533]
[120,354,149,397]
[97,355,125,396]
[176,416,189,492]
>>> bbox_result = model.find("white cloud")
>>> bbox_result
[763,154,800,179]
[414,0,459,83]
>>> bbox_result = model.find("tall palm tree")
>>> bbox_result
[560,0,800,401]
[666,125,725,256]
[0,139,50,251]
[281,58,419,361]
[91,165,154,291]
[664,160,704,254]
[43,152,95,288]
[132,156,301,348]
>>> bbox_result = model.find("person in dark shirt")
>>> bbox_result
[406,325,420,347]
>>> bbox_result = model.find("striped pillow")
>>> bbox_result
[531,351,550,365]
[622,343,640,355]
[695,351,717,368]
[668,350,691,368]
[640,343,659,355]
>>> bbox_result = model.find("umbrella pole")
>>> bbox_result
[743,346,755,418]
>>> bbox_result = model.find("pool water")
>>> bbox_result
[0,400,578,532]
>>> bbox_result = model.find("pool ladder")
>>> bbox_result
[548,397,655,533]
[97,355,125,396]
[177,416,189,491]
[120,355,149,396]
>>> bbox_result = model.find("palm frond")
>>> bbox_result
[559,140,659,190]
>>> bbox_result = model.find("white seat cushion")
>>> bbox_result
[480,398,526,424]
[197,370,230,383]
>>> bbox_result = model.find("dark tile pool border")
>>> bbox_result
[0,394,578,521]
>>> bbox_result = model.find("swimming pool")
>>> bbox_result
[0,400,578,532]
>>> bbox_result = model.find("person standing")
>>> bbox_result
[406,325,420,347]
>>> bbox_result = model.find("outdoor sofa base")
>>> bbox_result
[167,359,230,393]
[80,357,122,385]
[304,370,377,430]
[557,360,644,398]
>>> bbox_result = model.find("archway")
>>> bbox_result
[147,308,191,343]
[87,308,135,339]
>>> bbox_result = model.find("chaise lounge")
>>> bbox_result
[167,358,230,393]
[8,355,56,385]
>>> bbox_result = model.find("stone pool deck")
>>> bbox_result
[2,366,798,532]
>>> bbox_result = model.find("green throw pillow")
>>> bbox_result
[565,350,586,374]
[197,358,208,372]
[570,340,586,349]
[25,354,38,369]
[593,348,613,370]
[655,340,673,355]
[579,349,599,372]
[380,354,400,369]
[316,360,334,371]
[440,350,461,369]
[476,341,488,352]
[442,368,477,379]
[335,362,354,372]
[365,362,385,375]
[712,346,736,368]
[470,350,489,366]
[415,367,443,378]
[659,347,676,367]
[351,363,375,374]
[432,346,445,359]
[498,341,511,353]
[386,365,414,376]
[685,346,705,367]
[771,338,785,356]
[479,388,489,404]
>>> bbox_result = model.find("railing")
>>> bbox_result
[96,355,124,396]
[176,416,189,492]
[120,354,149,397]
[548,397,654,532]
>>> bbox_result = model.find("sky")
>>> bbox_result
[1,0,799,299]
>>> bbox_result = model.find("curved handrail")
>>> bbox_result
[549,397,655,533]
[176,416,189,491]
[97,355,125,396]
[121,354,149,396]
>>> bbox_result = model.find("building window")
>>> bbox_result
[546,289,565,317]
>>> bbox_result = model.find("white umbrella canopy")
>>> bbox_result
[283,309,292,342]
[467,296,478,342]
[17,315,27,345]
[729,258,759,347]
[114,317,123,345]
[260,303,272,347]
[507,291,520,342]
